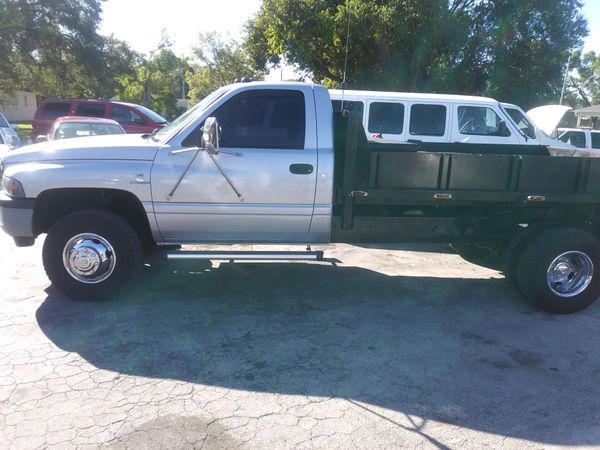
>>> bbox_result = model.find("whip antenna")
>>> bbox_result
[340,0,351,111]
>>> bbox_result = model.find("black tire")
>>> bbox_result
[42,209,142,300]
[515,227,600,314]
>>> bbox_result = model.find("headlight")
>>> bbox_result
[1,176,25,197]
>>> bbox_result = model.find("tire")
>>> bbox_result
[42,209,142,300]
[515,227,600,314]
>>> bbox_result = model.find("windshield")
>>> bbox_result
[134,105,167,124]
[152,87,229,142]
[0,113,9,128]
[503,106,536,140]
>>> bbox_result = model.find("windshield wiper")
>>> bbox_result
[142,128,160,140]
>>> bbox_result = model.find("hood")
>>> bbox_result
[2,133,160,165]
[527,105,572,135]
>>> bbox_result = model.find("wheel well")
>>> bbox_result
[33,188,155,245]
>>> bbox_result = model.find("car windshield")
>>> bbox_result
[152,87,229,143]
[503,106,537,139]
[55,122,125,139]
[0,114,9,128]
[134,105,167,124]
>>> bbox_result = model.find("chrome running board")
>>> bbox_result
[166,250,324,261]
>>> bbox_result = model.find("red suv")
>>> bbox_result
[31,99,167,139]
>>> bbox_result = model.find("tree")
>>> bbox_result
[0,0,137,99]
[116,48,190,119]
[245,0,588,108]
[186,32,267,104]
[481,0,588,108]
[566,50,600,107]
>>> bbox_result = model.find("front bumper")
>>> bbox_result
[0,192,35,242]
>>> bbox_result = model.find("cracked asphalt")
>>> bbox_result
[1,231,600,449]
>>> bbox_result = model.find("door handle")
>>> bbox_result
[289,163,314,175]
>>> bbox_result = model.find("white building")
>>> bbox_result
[0,90,37,122]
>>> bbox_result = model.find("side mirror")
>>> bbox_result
[202,117,219,153]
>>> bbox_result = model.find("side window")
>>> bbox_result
[331,100,364,118]
[458,106,510,137]
[503,107,535,139]
[559,131,586,148]
[75,103,106,118]
[41,103,71,118]
[213,90,305,149]
[112,106,146,124]
[368,102,404,134]
[591,132,600,149]
[409,104,446,136]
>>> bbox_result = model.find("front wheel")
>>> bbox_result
[42,209,142,300]
[516,228,600,314]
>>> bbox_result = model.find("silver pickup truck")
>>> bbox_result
[2,81,600,314]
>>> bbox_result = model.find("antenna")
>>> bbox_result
[559,54,571,105]
[340,0,351,111]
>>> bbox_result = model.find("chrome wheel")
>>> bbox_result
[546,251,593,298]
[62,233,116,284]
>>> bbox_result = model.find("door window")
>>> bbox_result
[559,131,587,148]
[591,132,600,149]
[111,106,145,124]
[409,104,446,136]
[213,90,305,149]
[41,102,71,118]
[368,102,405,134]
[75,103,106,118]
[331,100,364,118]
[503,107,535,139]
[458,106,511,137]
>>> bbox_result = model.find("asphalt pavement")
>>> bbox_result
[1,231,600,449]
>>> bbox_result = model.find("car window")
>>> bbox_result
[331,100,364,118]
[212,89,305,149]
[0,113,9,128]
[75,103,106,118]
[503,107,536,139]
[55,122,124,139]
[134,105,167,124]
[41,102,71,118]
[409,104,446,136]
[591,132,600,149]
[458,106,511,137]
[368,102,404,134]
[112,105,145,124]
[559,131,587,148]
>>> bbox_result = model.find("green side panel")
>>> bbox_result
[448,154,512,191]
[375,152,441,189]
[586,159,600,193]
[518,156,580,193]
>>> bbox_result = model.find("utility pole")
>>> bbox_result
[559,55,571,105]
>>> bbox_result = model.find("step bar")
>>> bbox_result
[166,250,324,261]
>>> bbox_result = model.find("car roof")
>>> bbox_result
[329,89,498,103]
[40,98,141,108]
[52,116,121,125]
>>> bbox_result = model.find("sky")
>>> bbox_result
[99,0,600,59]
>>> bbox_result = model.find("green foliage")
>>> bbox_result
[186,33,267,104]
[0,0,136,99]
[116,44,190,120]
[566,50,600,107]
[245,0,588,109]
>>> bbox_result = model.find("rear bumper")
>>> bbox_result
[0,192,35,241]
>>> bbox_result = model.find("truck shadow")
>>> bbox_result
[36,261,600,445]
